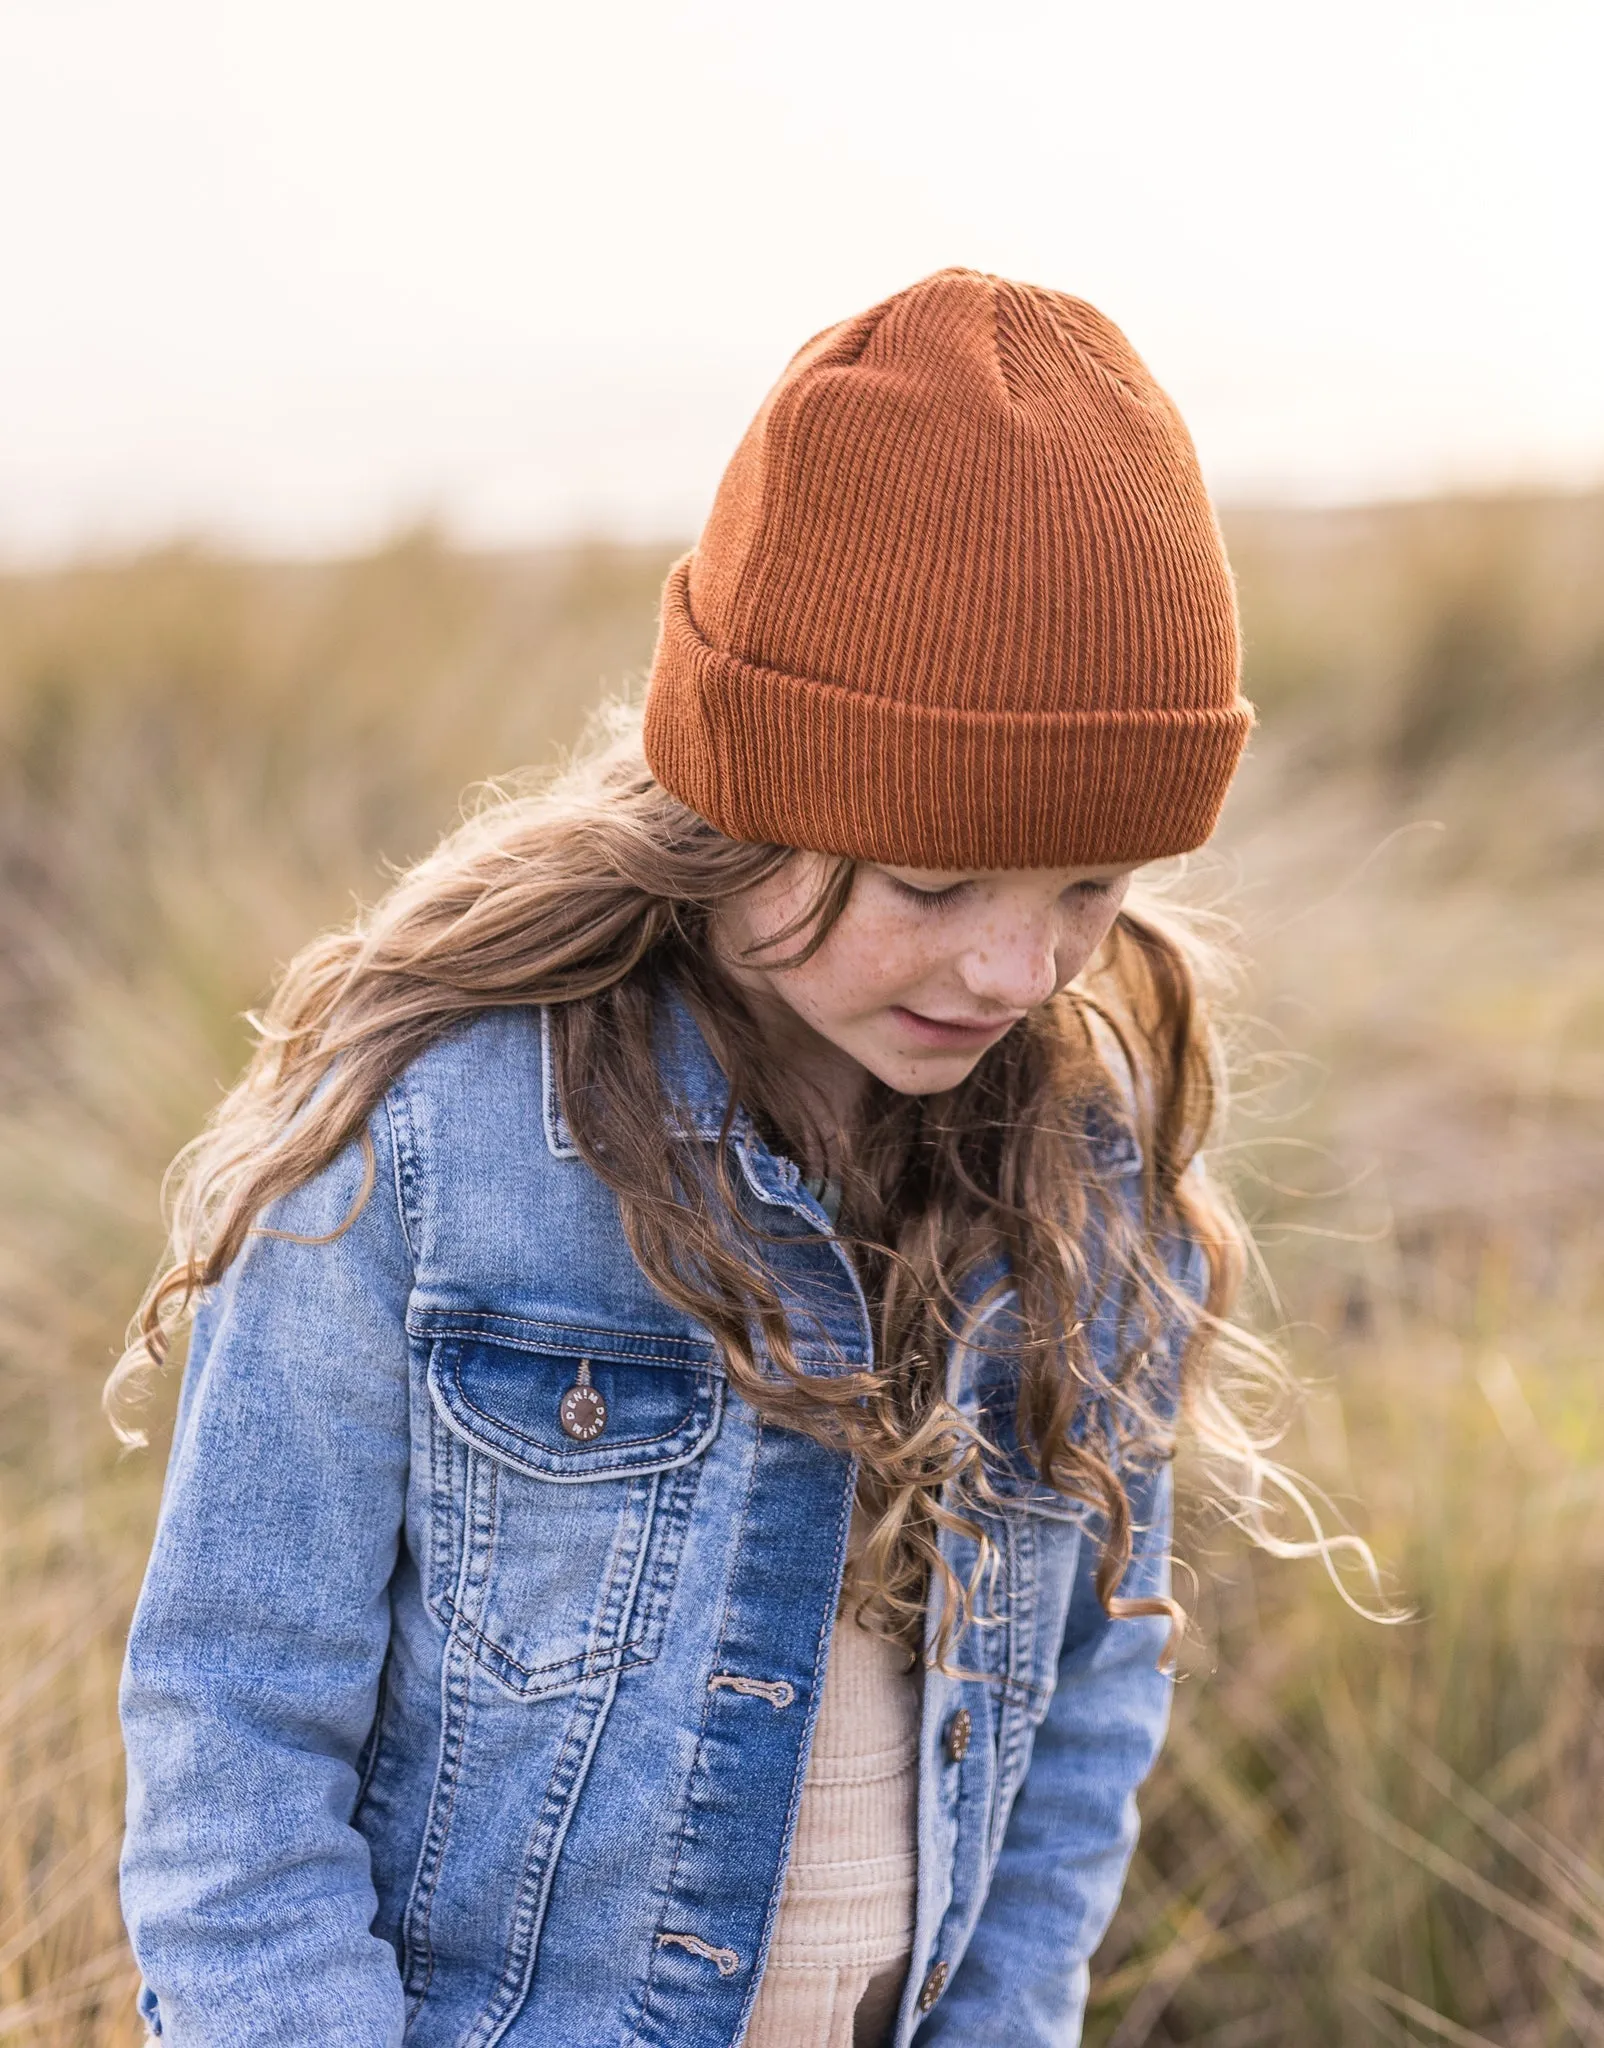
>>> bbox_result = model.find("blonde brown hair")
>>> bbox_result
[109,705,1370,1663]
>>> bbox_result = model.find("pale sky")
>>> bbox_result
[1,0,1600,559]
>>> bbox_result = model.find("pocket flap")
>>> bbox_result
[428,1336,723,1481]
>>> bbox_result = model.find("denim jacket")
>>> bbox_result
[120,985,1201,2048]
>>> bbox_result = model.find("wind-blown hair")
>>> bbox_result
[109,705,1369,1664]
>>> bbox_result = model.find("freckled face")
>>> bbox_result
[714,857,1137,1110]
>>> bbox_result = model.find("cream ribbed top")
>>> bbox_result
[743,1503,922,2048]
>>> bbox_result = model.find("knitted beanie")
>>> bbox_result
[643,268,1254,870]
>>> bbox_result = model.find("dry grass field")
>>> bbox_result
[1,493,1601,2043]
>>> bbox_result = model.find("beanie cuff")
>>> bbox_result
[644,556,1253,870]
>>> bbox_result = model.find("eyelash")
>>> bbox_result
[888,876,1115,910]
[889,878,969,910]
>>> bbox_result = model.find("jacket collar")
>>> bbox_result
[541,982,749,1159]
[540,981,1142,1179]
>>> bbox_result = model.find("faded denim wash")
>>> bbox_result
[120,985,1202,2047]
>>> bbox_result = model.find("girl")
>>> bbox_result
[116,268,1260,2047]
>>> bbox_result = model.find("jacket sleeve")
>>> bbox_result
[917,1463,1175,2046]
[119,1101,414,2048]
[919,1219,1206,2048]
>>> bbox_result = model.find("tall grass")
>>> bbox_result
[1,494,1601,2042]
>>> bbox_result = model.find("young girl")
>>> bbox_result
[116,267,1259,2048]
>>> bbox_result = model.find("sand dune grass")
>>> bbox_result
[1,494,1601,2042]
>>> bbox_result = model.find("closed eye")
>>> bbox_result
[888,877,971,910]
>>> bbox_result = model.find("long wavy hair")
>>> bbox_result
[109,704,1367,1665]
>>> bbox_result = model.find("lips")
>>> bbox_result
[890,1005,1020,1049]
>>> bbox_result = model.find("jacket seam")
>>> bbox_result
[381,1083,424,1275]
[425,1399,461,1629]
[403,1451,495,2009]
[438,1605,653,1688]
[408,1310,716,1364]
[468,1671,625,2046]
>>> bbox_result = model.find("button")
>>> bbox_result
[917,1961,949,2013]
[558,1359,607,1442]
[944,1708,972,1763]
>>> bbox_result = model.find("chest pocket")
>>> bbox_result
[423,1324,724,1700]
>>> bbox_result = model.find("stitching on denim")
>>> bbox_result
[406,1470,491,2006]
[449,1458,691,1696]
[381,1084,424,1270]
[988,1505,1043,1861]
[466,1673,623,2047]
[625,1441,707,1659]
[465,1470,646,1680]
[592,1468,659,1665]
[408,1311,714,1364]
[425,1377,462,1629]
[410,1308,829,1373]
[656,1932,741,1977]
[403,1452,494,2012]
[708,1673,795,1710]
[457,1620,647,1687]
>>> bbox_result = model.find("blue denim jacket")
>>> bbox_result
[120,986,1199,2048]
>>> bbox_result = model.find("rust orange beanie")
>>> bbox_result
[643,267,1254,870]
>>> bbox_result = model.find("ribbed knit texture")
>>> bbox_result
[643,267,1254,869]
[743,1503,921,2048]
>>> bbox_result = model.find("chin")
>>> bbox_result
[870,1053,984,1099]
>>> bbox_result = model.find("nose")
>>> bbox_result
[957,913,1061,1014]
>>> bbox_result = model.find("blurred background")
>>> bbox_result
[2,3,1602,2042]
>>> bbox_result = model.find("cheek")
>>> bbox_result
[1057,894,1126,975]
[779,906,933,1019]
